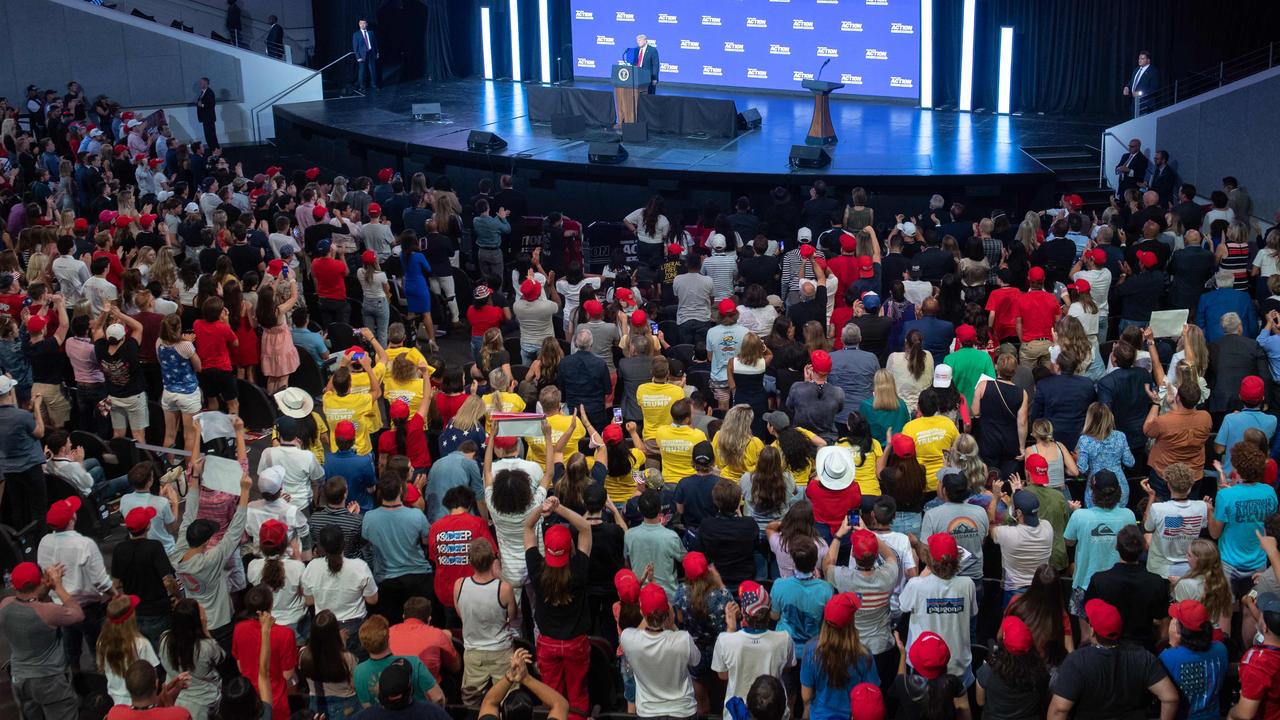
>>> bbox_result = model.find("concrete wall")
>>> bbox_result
[0,0,321,143]
[1104,65,1280,219]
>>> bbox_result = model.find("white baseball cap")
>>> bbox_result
[88,128,103,138]
[156,190,173,202]
[258,465,286,495]
[933,363,953,388]
[797,227,813,242]
[106,323,126,342]
[900,221,917,236]
[708,233,726,251]
[184,202,200,214]
[0,375,16,395]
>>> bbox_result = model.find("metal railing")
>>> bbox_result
[1097,131,1132,188]
[251,52,354,144]
[1138,41,1279,115]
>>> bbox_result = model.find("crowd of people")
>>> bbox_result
[4,80,1280,720]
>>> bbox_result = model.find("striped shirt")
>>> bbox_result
[308,505,371,564]
[1221,240,1253,290]
[780,247,826,296]
[701,253,738,302]
[829,558,898,654]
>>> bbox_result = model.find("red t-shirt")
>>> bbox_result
[830,307,854,350]
[193,318,238,371]
[231,619,297,720]
[427,512,495,607]
[433,392,469,426]
[984,286,1023,341]
[1240,644,1280,719]
[312,257,349,300]
[826,255,860,306]
[93,250,126,289]
[0,293,25,317]
[1014,290,1060,342]
[106,707,191,720]
[377,412,432,468]
[804,482,862,535]
[467,304,504,337]
[132,311,165,363]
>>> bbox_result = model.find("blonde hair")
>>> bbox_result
[1053,316,1091,374]
[1183,538,1232,621]
[871,368,899,411]
[151,247,179,293]
[949,434,986,493]
[737,332,765,365]
[96,595,143,677]
[1177,325,1209,377]
[1030,419,1054,443]
[1081,403,1115,442]
[1016,216,1039,256]
[25,252,49,285]
[450,395,488,431]
[714,405,755,474]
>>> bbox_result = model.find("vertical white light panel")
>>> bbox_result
[920,0,933,108]
[997,26,1014,114]
[508,0,522,81]
[538,0,552,82]
[480,6,494,80]
[958,0,976,111]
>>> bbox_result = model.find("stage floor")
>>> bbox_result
[274,78,1109,184]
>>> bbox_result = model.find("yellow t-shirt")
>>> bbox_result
[485,392,527,433]
[652,424,707,482]
[902,415,959,491]
[382,374,425,410]
[524,413,586,469]
[322,391,379,456]
[348,364,387,394]
[604,447,647,504]
[386,345,433,376]
[837,439,883,497]
[774,426,819,487]
[715,436,764,483]
[636,382,686,440]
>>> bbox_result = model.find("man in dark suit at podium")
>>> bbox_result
[623,34,659,94]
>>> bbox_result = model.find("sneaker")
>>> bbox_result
[435,328,448,337]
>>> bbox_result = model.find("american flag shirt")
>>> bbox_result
[1143,499,1208,578]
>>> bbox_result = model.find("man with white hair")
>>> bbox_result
[1198,269,1257,343]
[828,324,880,421]
[1208,311,1273,417]
[626,33,659,94]
[559,327,611,428]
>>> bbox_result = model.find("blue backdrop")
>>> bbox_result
[569,0,921,100]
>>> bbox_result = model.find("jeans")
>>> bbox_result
[429,275,459,323]
[65,600,106,671]
[137,613,171,654]
[521,343,541,365]
[13,669,78,720]
[470,335,484,363]
[362,295,390,346]
[890,511,922,539]
[377,573,434,625]
[1098,315,1110,344]
[317,297,350,330]
[536,635,591,720]
[477,247,504,286]
[75,381,111,437]
[86,458,131,502]
[311,694,362,719]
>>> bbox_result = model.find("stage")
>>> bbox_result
[273,78,1109,221]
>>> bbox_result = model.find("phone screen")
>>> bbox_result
[847,510,861,528]
[612,408,623,424]
[649,322,659,335]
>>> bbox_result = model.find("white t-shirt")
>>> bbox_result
[119,491,177,556]
[247,556,308,626]
[621,627,701,718]
[257,445,325,511]
[1144,499,1209,577]
[903,279,934,307]
[830,559,899,653]
[1072,268,1112,314]
[555,277,601,329]
[357,269,388,301]
[513,297,559,350]
[625,209,671,245]
[992,522,1054,590]
[711,629,795,720]
[673,273,714,325]
[490,458,544,488]
[484,485,546,590]
[83,275,118,318]
[52,255,90,305]
[106,637,160,705]
[1255,250,1280,278]
[246,498,309,557]
[899,573,976,678]
[301,556,378,622]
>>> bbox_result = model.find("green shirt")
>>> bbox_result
[354,654,437,707]
[859,396,910,442]
[943,347,996,405]
[624,521,687,598]
[1023,484,1072,572]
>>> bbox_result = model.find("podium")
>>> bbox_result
[612,62,651,125]
[801,79,844,145]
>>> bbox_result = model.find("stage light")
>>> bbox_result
[920,0,933,108]
[958,0,975,111]
[997,26,1014,114]
[538,0,551,82]
[509,0,522,82]
[480,6,494,80]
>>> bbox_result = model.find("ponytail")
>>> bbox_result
[905,329,926,379]
[261,550,286,591]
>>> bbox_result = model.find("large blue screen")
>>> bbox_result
[569,0,921,100]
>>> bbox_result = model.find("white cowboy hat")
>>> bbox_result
[274,387,314,419]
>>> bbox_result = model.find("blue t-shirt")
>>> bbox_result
[1215,409,1278,475]
[362,506,432,580]
[1215,482,1279,571]
[675,474,721,528]
[157,342,199,394]
[798,639,879,720]
[1159,642,1228,720]
[290,327,329,367]
[1062,506,1137,590]
[705,324,748,383]
[771,575,835,649]
[326,449,378,511]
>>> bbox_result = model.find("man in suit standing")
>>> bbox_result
[195,77,218,150]
[1114,137,1148,199]
[1123,50,1159,117]
[1145,150,1178,208]
[624,34,659,94]
[353,19,379,91]
[265,15,284,59]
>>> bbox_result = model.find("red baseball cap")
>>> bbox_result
[148,158,163,169]
[133,153,147,163]
[46,496,81,530]
[909,631,951,679]
[1085,598,1123,640]
[368,202,382,215]
[259,519,288,549]
[583,299,603,318]
[810,350,832,374]
[926,532,958,561]
[1027,266,1045,283]
[334,420,357,441]
[26,315,49,336]
[1088,248,1107,265]
[822,592,861,628]
[113,144,128,155]
[666,243,683,256]
[999,615,1034,655]
[682,551,709,581]
[1169,599,1210,631]
[267,259,284,276]
[125,506,157,534]
[405,483,421,505]
[890,433,915,458]
[850,529,879,562]
[615,569,641,604]
[107,595,141,625]
[840,235,857,253]
[602,423,623,445]
[10,562,42,591]
[361,250,377,265]
[799,244,816,259]
[544,524,573,568]
[377,168,394,183]
[858,256,875,277]
[1241,376,1266,405]
[955,323,977,344]
[1063,194,1084,211]
[115,215,132,229]
[520,278,542,302]
[389,399,411,421]
[266,165,283,176]
[1025,453,1049,484]
[139,214,156,229]
[1070,278,1091,294]
[630,309,648,327]
[639,582,669,616]
[849,683,885,720]
[305,167,320,180]
[73,218,88,231]
[1137,250,1158,269]
[493,435,519,450]
[718,298,738,316]
[615,287,635,305]
[311,205,328,220]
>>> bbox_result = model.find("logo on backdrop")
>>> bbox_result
[793,70,814,81]
[746,17,768,28]
[701,15,721,26]
[657,13,678,24]
[574,9,593,20]
[747,68,768,79]
[891,23,914,34]
[615,11,634,21]
[724,41,745,52]
[660,62,679,73]
[577,58,596,68]
[792,18,814,30]
[596,35,614,45]
[841,21,864,31]
[680,39,701,50]
[841,73,864,84]
[702,65,723,77]
[817,46,839,58]
[866,0,888,5]
[769,43,791,55]
[865,48,888,60]
[890,76,913,88]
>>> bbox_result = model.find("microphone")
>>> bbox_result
[817,57,832,80]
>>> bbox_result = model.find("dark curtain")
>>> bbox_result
[312,0,458,81]
[311,0,378,68]
[933,0,1280,115]
[422,0,457,80]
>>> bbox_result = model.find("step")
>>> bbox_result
[1021,144,1094,154]
[1040,161,1099,173]
[1024,150,1098,162]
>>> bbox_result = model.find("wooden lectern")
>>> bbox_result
[612,62,651,125]
[801,79,844,145]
